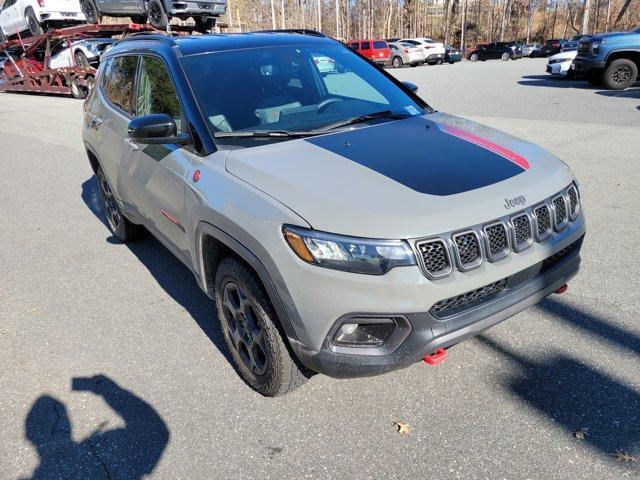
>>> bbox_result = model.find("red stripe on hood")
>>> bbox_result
[438,124,530,170]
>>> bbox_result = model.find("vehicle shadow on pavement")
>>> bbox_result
[538,298,640,357]
[476,334,640,460]
[22,375,169,480]
[595,87,640,98]
[81,176,234,364]
[517,75,598,89]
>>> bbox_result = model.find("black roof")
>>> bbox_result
[112,30,334,57]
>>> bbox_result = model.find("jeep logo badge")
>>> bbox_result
[504,195,527,209]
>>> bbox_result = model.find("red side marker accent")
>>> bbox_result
[554,284,568,294]
[192,169,201,182]
[423,348,447,365]
[439,124,531,171]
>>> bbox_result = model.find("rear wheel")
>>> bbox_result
[25,8,43,36]
[602,58,638,90]
[130,14,148,24]
[69,79,86,99]
[81,0,100,24]
[194,16,215,32]
[148,0,169,30]
[96,167,144,242]
[391,56,403,68]
[74,50,90,68]
[501,52,510,61]
[215,258,309,397]
[470,53,478,62]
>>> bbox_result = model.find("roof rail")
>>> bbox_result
[259,29,327,37]
[119,32,177,45]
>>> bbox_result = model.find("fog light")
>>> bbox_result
[332,319,396,347]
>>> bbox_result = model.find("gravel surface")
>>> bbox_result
[1,58,639,480]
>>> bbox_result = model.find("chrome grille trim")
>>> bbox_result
[510,213,533,252]
[415,238,453,279]
[452,230,483,270]
[551,194,569,231]
[566,185,580,220]
[533,203,552,241]
[482,221,510,262]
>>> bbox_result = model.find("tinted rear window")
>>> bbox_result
[373,41,388,49]
[360,42,370,50]
[101,56,137,114]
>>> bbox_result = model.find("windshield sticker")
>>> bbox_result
[404,105,420,116]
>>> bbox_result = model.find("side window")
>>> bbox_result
[102,55,137,114]
[349,43,358,50]
[136,56,182,130]
[360,42,370,50]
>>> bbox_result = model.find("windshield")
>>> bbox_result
[631,26,640,33]
[180,44,426,137]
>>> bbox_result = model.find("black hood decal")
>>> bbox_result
[305,117,528,196]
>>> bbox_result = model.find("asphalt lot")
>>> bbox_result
[1,58,639,479]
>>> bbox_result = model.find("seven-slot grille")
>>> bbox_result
[511,213,532,250]
[552,195,568,229]
[453,231,482,269]
[416,239,451,278]
[534,204,552,239]
[484,223,509,260]
[415,185,581,279]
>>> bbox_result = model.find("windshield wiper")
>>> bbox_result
[312,110,413,133]
[213,130,318,138]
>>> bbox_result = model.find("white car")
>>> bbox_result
[311,54,337,74]
[0,0,85,41]
[546,50,578,77]
[48,37,114,69]
[399,37,446,65]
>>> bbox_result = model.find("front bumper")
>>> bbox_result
[297,233,584,378]
[547,61,571,76]
[572,58,606,73]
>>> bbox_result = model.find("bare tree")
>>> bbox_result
[613,0,633,26]
[581,0,592,33]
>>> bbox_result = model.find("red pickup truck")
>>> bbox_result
[348,39,391,65]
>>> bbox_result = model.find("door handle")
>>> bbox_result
[90,115,103,129]
[124,138,139,151]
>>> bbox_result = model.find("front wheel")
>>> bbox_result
[74,50,90,68]
[391,56,403,68]
[25,8,43,36]
[96,167,144,242]
[603,58,638,90]
[215,258,309,397]
[69,78,86,99]
[501,52,510,61]
[130,14,148,24]
[470,53,478,62]
[81,0,100,24]
[148,0,169,30]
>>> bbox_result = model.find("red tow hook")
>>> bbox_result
[423,348,447,366]
[554,284,568,294]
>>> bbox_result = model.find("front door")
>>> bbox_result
[127,55,193,259]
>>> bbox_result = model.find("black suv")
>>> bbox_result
[80,0,227,31]
[467,42,522,61]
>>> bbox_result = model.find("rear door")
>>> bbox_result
[127,55,193,258]
[359,41,371,59]
[372,40,389,62]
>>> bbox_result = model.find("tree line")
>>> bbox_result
[221,0,638,51]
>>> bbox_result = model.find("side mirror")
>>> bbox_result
[127,113,190,145]
[402,81,418,93]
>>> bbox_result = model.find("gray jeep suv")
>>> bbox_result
[82,31,586,396]
[80,0,226,31]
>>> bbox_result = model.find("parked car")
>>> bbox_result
[539,39,569,57]
[546,50,578,77]
[399,37,445,64]
[467,41,521,61]
[311,53,338,74]
[444,44,462,63]
[572,25,640,89]
[522,43,541,57]
[48,37,114,68]
[79,0,226,31]
[388,41,424,68]
[83,31,585,396]
[0,0,85,41]
[348,39,390,65]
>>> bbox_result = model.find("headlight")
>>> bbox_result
[590,40,604,55]
[283,225,416,275]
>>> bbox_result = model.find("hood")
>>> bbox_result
[588,30,636,42]
[225,113,574,238]
[550,50,577,60]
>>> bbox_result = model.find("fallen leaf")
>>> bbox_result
[393,421,412,435]
[574,427,588,440]
[614,451,637,462]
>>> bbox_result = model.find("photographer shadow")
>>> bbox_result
[22,375,169,480]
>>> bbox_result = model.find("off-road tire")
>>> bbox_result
[148,0,169,30]
[25,8,43,36]
[214,257,309,397]
[81,0,100,24]
[602,58,638,90]
[392,56,403,68]
[130,15,148,24]
[194,16,215,32]
[96,167,144,242]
